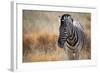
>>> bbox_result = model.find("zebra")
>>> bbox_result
[58,14,84,60]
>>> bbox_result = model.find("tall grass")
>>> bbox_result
[23,11,91,62]
[23,32,65,62]
[23,30,91,62]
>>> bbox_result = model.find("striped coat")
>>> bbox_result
[58,14,84,60]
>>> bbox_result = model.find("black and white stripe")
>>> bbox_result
[58,14,84,60]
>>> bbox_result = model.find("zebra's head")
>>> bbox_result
[60,14,73,35]
[61,14,73,25]
[58,14,74,48]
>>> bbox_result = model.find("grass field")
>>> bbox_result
[23,10,91,62]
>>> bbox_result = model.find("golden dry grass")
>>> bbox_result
[23,10,91,62]
[23,31,91,62]
[23,32,64,62]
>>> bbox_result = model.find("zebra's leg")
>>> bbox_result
[67,51,80,60]
[64,48,80,60]
[63,43,78,60]
[74,50,80,60]
[64,48,74,60]
[68,50,75,60]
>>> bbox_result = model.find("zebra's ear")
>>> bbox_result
[58,15,61,22]
[58,15,61,18]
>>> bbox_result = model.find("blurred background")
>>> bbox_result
[23,10,91,62]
